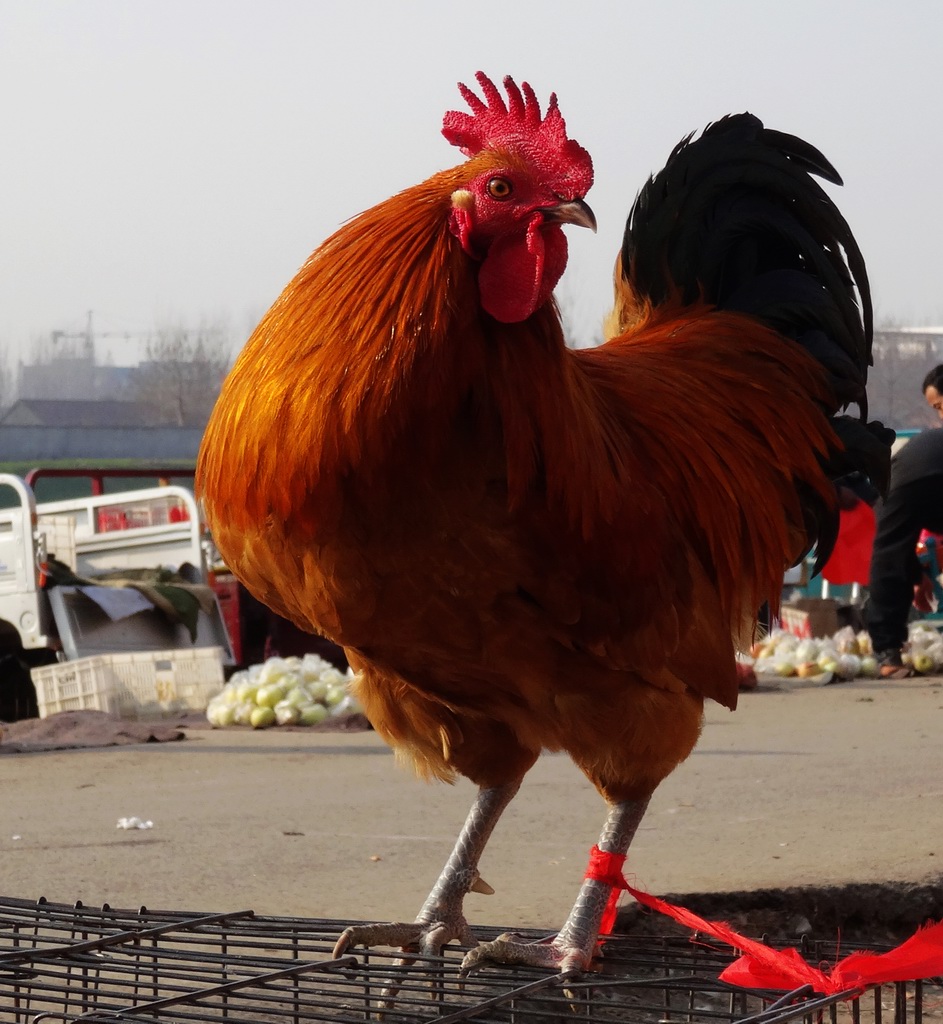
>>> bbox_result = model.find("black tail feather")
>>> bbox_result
[622,112,892,570]
[623,113,874,417]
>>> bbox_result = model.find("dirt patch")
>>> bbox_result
[0,709,373,753]
[618,879,943,945]
[0,709,186,752]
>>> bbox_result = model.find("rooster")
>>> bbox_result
[197,73,891,974]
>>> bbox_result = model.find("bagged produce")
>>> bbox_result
[744,622,943,683]
[206,653,363,728]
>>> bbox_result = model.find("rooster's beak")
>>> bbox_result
[542,198,597,232]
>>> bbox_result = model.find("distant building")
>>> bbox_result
[873,326,943,361]
[0,400,197,464]
[14,331,229,429]
[870,327,943,431]
[0,399,162,429]
[17,355,136,403]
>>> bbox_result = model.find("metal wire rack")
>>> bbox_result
[0,896,937,1024]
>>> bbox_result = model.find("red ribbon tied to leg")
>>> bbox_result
[585,845,943,994]
[585,845,629,937]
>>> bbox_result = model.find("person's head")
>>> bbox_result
[923,365,943,421]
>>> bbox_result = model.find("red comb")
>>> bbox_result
[442,72,593,199]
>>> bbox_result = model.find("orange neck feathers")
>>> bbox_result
[197,163,584,534]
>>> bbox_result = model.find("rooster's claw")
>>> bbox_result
[460,933,593,975]
[335,919,479,1015]
[333,919,477,960]
[334,923,422,959]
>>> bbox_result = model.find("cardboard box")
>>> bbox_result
[780,598,840,639]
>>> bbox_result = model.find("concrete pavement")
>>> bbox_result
[2,673,941,932]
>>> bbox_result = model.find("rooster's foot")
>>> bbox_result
[460,932,595,975]
[333,918,477,960]
[335,920,478,1016]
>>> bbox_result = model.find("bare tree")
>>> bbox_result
[0,353,13,415]
[133,319,233,427]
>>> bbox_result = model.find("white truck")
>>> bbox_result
[0,473,233,719]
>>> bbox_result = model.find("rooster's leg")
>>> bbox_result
[333,779,521,958]
[460,795,651,974]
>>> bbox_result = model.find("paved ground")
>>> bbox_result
[2,673,942,933]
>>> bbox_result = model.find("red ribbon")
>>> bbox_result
[584,845,943,994]
[585,845,629,937]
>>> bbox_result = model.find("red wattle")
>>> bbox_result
[478,219,568,324]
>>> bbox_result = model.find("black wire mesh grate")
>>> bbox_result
[0,896,937,1024]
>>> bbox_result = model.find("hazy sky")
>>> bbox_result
[2,0,941,365]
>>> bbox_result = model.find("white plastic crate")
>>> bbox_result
[31,647,225,720]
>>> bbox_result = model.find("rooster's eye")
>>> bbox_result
[487,177,513,200]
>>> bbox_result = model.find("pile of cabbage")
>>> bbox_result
[747,622,943,681]
[206,653,363,728]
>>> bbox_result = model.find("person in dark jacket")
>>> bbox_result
[867,427,943,677]
[923,364,943,422]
